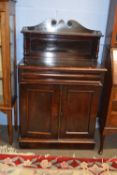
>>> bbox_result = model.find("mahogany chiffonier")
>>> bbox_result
[0,0,17,144]
[18,20,106,148]
[98,1,117,154]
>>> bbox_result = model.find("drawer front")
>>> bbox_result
[18,68,105,85]
[112,88,117,100]
[108,113,117,127]
[106,88,117,127]
[111,87,117,115]
[112,100,117,111]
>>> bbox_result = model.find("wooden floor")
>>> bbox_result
[0,126,117,158]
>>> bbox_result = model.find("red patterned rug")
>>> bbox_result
[0,154,117,175]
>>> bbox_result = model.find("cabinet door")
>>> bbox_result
[20,84,60,139]
[59,84,101,139]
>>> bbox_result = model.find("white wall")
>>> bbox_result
[0,0,110,124]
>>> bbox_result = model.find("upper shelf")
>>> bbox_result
[22,19,103,62]
[22,19,102,37]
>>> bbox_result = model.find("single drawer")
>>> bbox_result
[112,100,117,111]
[108,112,117,127]
[18,68,104,83]
[112,87,117,100]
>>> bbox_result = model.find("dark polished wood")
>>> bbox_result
[18,20,106,148]
[20,84,59,139]
[60,84,101,139]
[98,0,117,154]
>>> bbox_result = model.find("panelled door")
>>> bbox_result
[59,84,101,139]
[19,84,60,139]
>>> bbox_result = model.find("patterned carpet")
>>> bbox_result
[0,126,117,174]
[0,153,117,175]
